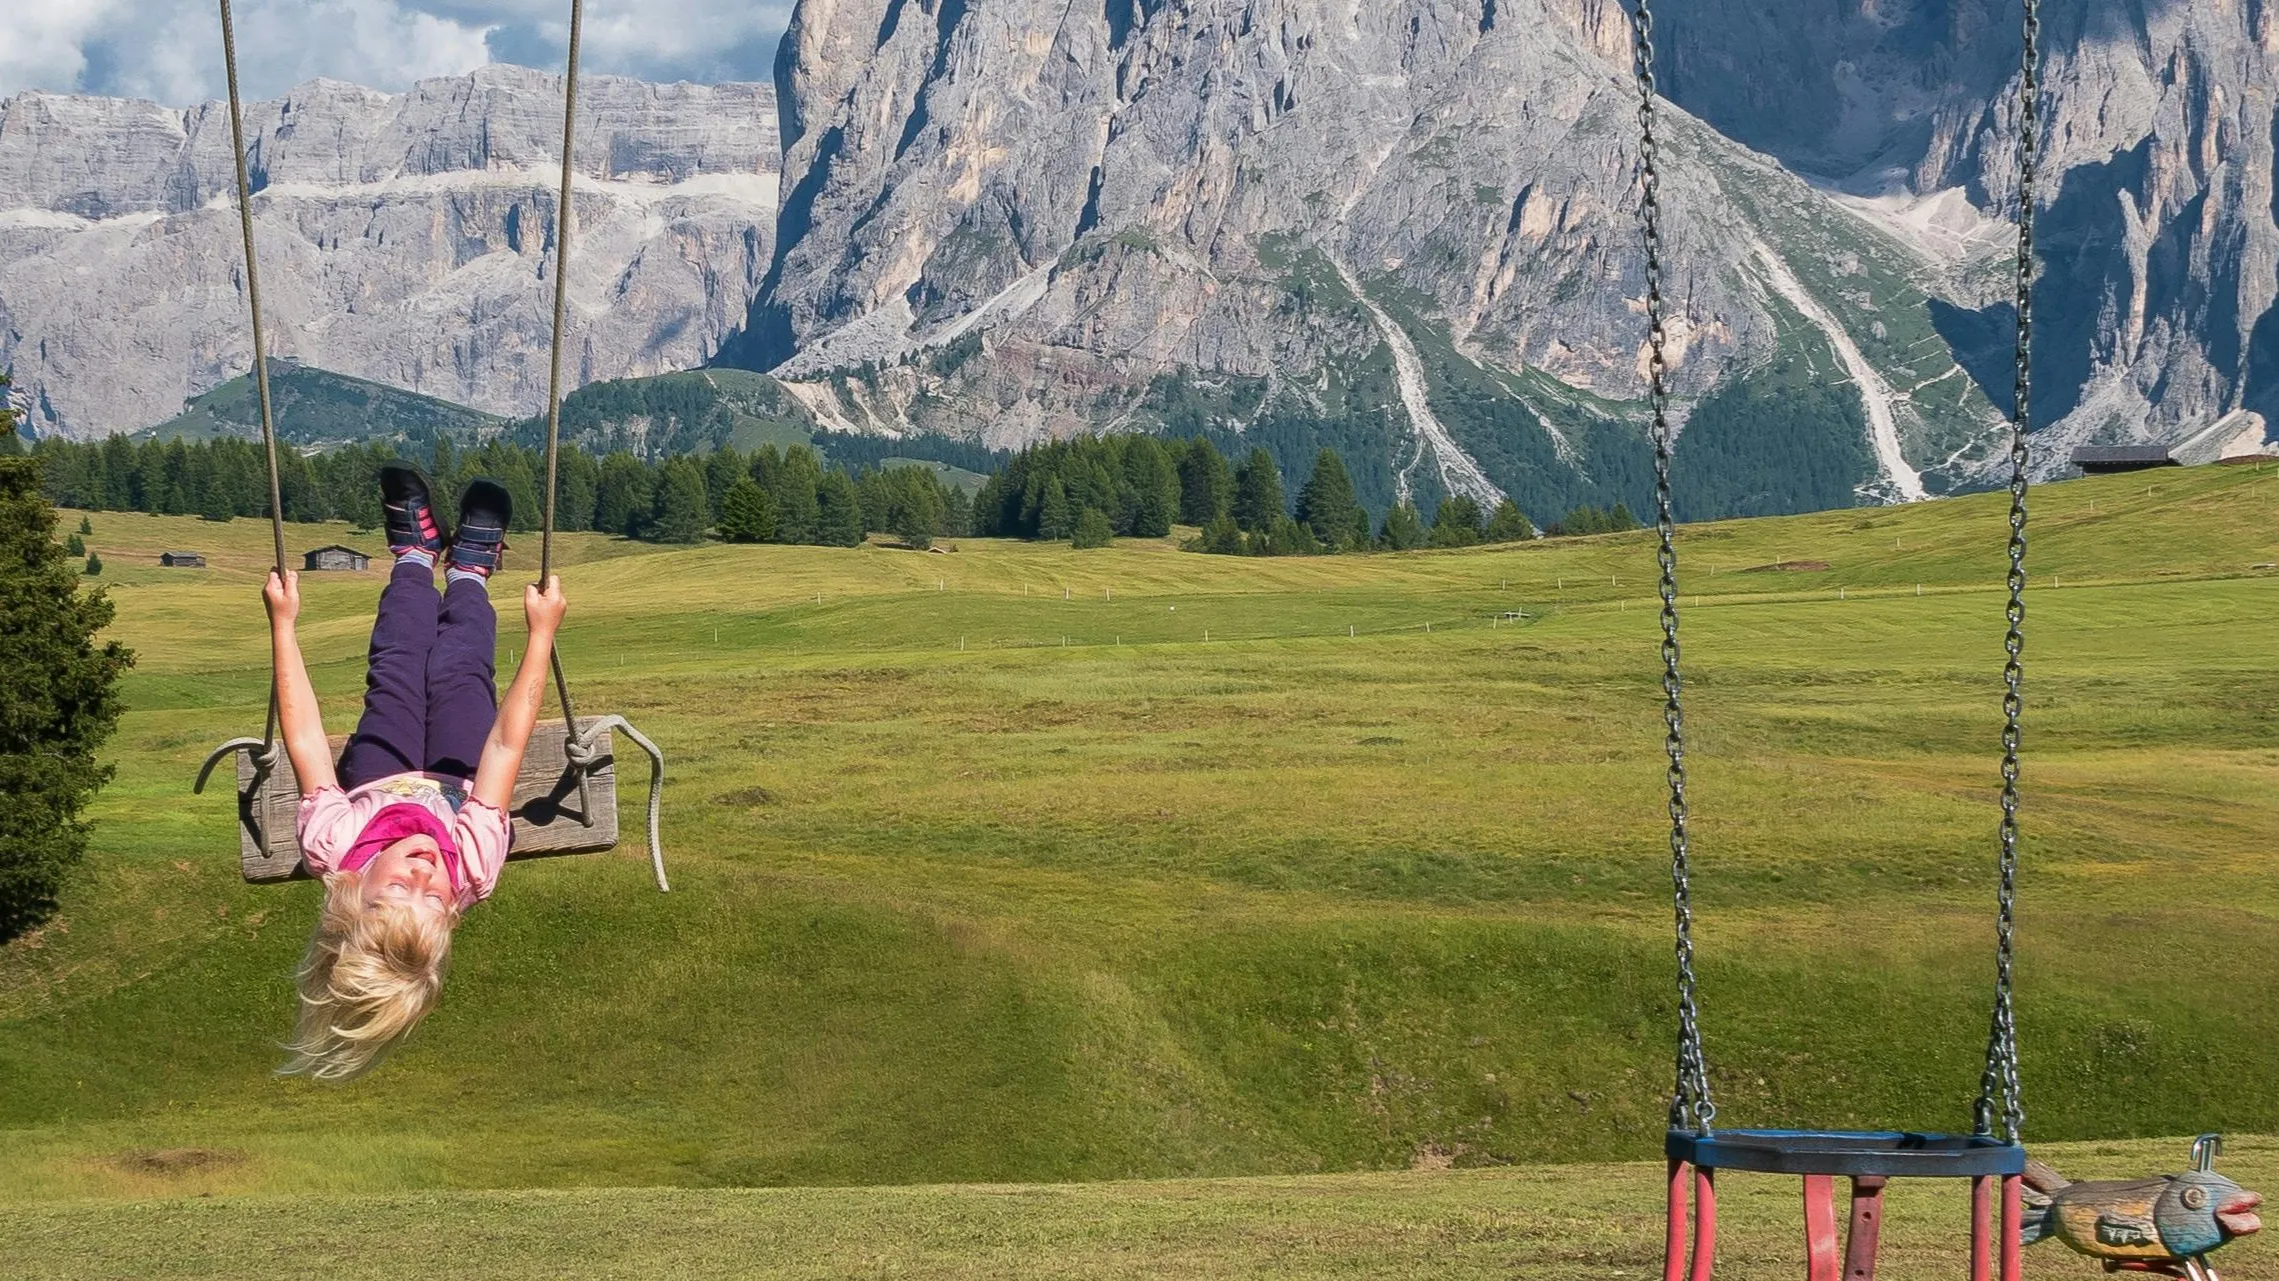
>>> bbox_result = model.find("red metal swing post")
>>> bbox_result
[1664,1163,2023,1281]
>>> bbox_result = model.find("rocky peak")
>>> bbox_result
[1,68,781,440]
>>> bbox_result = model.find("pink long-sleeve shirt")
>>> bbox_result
[296,773,512,910]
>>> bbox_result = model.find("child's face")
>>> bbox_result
[361,836,452,918]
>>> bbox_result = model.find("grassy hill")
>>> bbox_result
[139,362,503,447]
[5,463,2278,1274]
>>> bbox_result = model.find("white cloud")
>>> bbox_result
[1,0,791,104]
[0,0,128,99]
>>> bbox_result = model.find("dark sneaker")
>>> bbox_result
[446,478,513,577]
[380,463,447,557]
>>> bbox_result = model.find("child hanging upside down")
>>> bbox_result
[262,464,565,1080]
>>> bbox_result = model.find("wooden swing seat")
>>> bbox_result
[202,718,628,883]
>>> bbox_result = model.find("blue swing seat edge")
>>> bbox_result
[1666,1127,2027,1178]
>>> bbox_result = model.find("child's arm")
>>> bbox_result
[265,570,338,795]
[471,576,568,812]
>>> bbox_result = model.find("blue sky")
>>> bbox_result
[5,0,791,104]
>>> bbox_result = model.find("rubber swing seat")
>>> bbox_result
[1666,1129,2027,1179]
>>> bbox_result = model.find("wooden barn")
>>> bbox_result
[303,544,372,572]
[158,551,206,568]
[2070,445,2179,475]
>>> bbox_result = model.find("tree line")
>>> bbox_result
[970,434,1634,554]
[22,426,1640,555]
[24,433,976,550]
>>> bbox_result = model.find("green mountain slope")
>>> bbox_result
[139,362,504,447]
[5,463,2278,1199]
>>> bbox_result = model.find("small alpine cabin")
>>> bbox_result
[303,544,372,572]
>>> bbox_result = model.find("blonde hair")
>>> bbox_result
[280,871,456,1081]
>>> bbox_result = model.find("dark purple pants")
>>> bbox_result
[337,559,498,789]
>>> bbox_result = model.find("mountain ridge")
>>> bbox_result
[0,65,779,441]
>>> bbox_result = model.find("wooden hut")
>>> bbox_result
[158,551,206,568]
[2070,445,2179,475]
[302,544,372,572]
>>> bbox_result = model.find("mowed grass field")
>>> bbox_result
[3,463,2278,1277]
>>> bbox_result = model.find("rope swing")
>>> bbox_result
[195,0,667,894]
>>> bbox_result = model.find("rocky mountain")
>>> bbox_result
[0,65,778,440]
[724,0,2274,520]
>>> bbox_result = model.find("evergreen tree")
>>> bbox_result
[773,447,825,544]
[1176,438,1235,526]
[649,457,711,544]
[594,452,654,538]
[63,533,83,556]
[198,471,235,522]
[1255,515,1322,557]
[1232,448,1285,532]
[0,372,18,457]
[703,449,746,520]
[1122,437,1180,538]
[942,485,974,539]
[1038,477,1073,541]
[1200,516,1244,555]
[78,516,92,536]
[83,552,101,576]
[0,458,134,942]
[1295,448,1361,549]
[886,466,946,550]
[555,448,601,532]
[1428,496,1485,548]
[815,470,866,547]
[1380,502,1426,550]
[1070,506,1114,549]
[1485,498,1536,543]
[716,477,778,543]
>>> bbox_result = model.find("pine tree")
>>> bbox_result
[887,466,946,550]
[83,552,102,576]
[1122,437,1180,538]
[1,458,134,942]
[63,533,83,556]
[1232,448,1285,532]
[703,449,746,520]
[815,471,866,547]
[1038,477,1073,541]
[648,457,711,544]
[1380,502,1426,550]
[1200,516,1244,555]
[0,373,18,457]
[716,477,778,543]
[773,447,825,544]
[1295,449,1361,549]
[1428,496,1485,548]
[1485,498,1536,543]
[594,452,655,538]
[78,516,92,536]
[1176,438,1235,526]
[1070,506,1114,549]
[942,484,974,538]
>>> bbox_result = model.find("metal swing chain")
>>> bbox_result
[1977,0,2039,1148]
[218,0,289,777]
[1629,0,1714,1136]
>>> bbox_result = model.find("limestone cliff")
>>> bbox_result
[0,65,778,438]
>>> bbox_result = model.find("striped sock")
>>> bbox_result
[446,566,489,590]
[396,548,436,571]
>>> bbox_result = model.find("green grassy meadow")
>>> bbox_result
[4,463,2278,1276]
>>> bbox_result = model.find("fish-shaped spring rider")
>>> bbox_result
[2024,1136,2262,1280]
